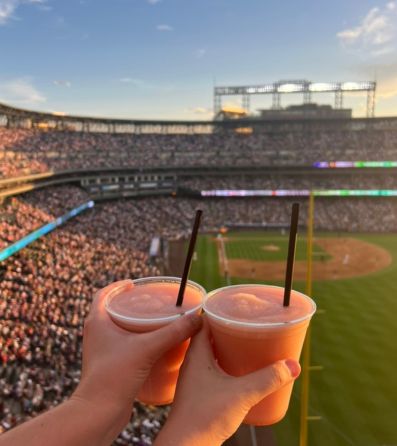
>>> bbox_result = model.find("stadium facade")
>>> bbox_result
[1,100,397,205]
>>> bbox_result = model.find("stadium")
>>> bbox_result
[1,74,397,446]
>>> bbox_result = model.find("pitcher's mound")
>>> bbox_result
[262,244,280,252]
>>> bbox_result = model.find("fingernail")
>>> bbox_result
[285,359,301,378]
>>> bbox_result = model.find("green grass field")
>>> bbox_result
[224,231,330,261]
[189,231,397,446]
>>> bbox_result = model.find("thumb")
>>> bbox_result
[143,313,203,358]
[237,359,301,407]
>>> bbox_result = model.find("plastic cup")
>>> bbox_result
[105,276,206,405]
[204,284,316,426]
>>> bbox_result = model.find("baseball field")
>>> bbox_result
[187,231,397,446]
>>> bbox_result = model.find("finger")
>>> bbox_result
[237,359,301,406]
[89,280,134,320]
[183,317,215,364]
[143,313,203,357]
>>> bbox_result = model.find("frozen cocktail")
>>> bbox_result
[204,284,316,425]
[105,276,205,405]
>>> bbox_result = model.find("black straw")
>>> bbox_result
[176,210,203,307]
[283,203,300,307]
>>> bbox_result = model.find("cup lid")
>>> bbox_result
[105,276,206,324]
[204,284,316,328]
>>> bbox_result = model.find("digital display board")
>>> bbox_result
[201,190,310,197]
[313,161,397,168]
[201,190,397,197]
[0,201,94,262]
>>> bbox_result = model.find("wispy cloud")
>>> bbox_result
[53,79,71,87]
[184,107,213,119]
[147,0,161,4]
[195,48,206,59]
[0,77,46,104]
[119,77,146,86]
[0,0,17,24]
[192,107,211,114]
[0,0,49,25]
[337,2,396,57]
[156,23,173,31]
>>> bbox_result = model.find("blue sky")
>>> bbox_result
[0,0,396,119]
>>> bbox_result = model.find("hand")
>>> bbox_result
[73,280,202,414]
[156,318,300,446]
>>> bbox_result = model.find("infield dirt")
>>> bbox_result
[218,237,392,281]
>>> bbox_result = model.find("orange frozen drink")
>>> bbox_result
[105,277,205,405]
[204,284,316,425]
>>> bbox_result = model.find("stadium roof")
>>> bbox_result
[0,102,214,126]
[2,101,397,135]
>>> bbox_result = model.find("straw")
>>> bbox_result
[176,209,203,307]
[283,203,300,307]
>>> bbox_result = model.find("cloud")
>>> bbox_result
[0,78,46,104]
[195,48,206,59]
[184,107,213,119]
[192,107,211,114]
[0,0,17,24]
[0,0,49,25]
[370,45,394,56]
[147,0,161,4]
[337,3,396,57]
[53,80,71,87]
[119,77,146,86]
[156,24,173,31]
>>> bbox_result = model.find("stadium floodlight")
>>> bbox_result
[246,85,275,94]
[309,83,337,92]
[257,85,275,93]
[214,79,376,115]
[341,82,373,91]
[277,83,304,93]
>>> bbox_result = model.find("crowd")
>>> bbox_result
[1,126,397,178]
[1,183,397,442]
[0,187,161,444]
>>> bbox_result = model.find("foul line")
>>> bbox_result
[217,235,229,277]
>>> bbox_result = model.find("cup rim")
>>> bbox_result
[204,284,316,328]
[105,276,206,324]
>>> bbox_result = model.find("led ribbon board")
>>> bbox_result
[0,201,94,262]
[201,190,397,197]
[313,161,397,168]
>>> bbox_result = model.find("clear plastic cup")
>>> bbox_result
[204,284,316,425]
[105,276,205,405]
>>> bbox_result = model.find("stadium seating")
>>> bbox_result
[1,123,397,443]
[2,127,397,177]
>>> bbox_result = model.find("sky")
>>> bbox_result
[0,0,396,120]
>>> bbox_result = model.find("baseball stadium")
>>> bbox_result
[1,76,396,445]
